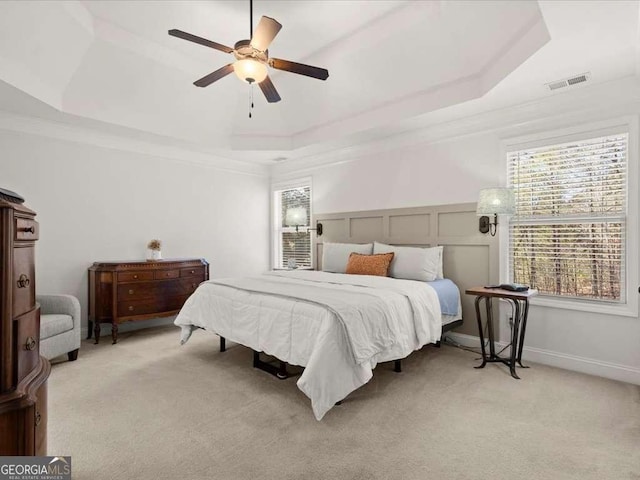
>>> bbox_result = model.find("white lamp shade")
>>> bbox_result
[476,188,515,216]
[285,207,307,226]
[233,59,268,84]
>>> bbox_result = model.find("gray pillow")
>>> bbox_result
[322,242,373,273]
[373,242,442,281]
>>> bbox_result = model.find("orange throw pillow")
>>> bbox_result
[345,252,395,277]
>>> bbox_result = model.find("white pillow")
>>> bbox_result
[434,245,444,279]
[373,242,442,281]
[322,242,373,273]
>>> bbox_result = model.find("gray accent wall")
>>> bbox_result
[314,203,498,337]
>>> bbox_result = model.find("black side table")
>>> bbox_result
[465,286,538,379]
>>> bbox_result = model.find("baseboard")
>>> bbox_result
[444,332,640,386]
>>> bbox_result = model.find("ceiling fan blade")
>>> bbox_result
[168,29,233,54]
[259,76,281,103]
[194,64,234,87]
[269,58,329,81]
[250,16,282,52]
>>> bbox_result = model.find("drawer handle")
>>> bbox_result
[35,411,42,426]
[25,336,37,351]
[129,289,134,295]
[190,270,195,274]
[17,274,30,289]
[22,226,35,234]
[128,306,134,311]
[133,275,138,279]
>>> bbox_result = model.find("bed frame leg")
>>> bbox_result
[394,360,402,373]
[277,361,288,380]
[220,336,226,352]
[435,340,441,348]
[252,350,289,380]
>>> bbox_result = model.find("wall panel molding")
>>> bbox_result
[314,203,498,337]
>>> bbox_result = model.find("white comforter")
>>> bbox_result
[175,270,442,420]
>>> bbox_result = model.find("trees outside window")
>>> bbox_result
[508,133,627,303]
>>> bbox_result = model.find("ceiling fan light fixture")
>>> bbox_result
[233,58,268,84]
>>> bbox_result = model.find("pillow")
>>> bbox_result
[345,252,394,277]
[373,242,442,281]
[434,246,444,279]
[322,242,373,273]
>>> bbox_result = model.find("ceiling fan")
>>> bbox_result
[168,0,329,104]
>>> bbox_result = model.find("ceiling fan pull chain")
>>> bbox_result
[248,83,254,118]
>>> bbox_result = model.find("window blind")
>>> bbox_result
[276,185,311,268]
[508,133,627,302]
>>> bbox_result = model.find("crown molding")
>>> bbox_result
[271,75,640,177]
[0,111,268,177]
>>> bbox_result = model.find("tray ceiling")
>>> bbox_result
[0,0,640,168]
[0,0,550,154]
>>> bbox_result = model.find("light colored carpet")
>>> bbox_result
[47,326,640,480]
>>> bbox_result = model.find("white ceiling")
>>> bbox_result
[0,0,638,168]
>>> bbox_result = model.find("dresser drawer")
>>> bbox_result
[180,266,205,278]
[13,246,36,317]
[118,271,153,283]
[14,218,39,241]
[15,308,40,384]
[118,278,197,299]
[117,295,189,318]
[182,278,202,295]
[155,269,179,280]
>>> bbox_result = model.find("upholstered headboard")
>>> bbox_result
[313,203,498,337]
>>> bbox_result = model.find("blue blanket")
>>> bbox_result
[427,279,460,316]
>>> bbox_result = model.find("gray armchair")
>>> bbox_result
[37,294,81,362]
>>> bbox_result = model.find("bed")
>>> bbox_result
[175,268,462,420]
[175,203,498,420]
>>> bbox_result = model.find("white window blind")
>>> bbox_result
[508,133,627,302]
[273,184,312,269]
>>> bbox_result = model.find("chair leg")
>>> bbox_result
[67,349,79,362]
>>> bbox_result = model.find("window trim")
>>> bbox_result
[500,116,638,318]
[270,177,313,270]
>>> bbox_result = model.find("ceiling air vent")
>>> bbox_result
[546,72,590,91]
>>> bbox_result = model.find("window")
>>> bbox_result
[507,131,628,304]
[272,180,312,269]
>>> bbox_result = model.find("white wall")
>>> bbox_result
[1,129,270,334]
[272,92,640,385]
[311,134,500,213]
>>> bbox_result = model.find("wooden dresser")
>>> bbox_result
[88,258,209,344]
[0,194,50,455]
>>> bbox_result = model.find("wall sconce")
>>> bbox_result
[308,222,323,236]
[285,207,307,232]
[284,207,323,236]
[476,188,515,236]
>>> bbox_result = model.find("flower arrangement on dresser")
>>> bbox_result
[147,239,162,260]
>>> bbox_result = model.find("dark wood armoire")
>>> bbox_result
[0,192,50,455]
